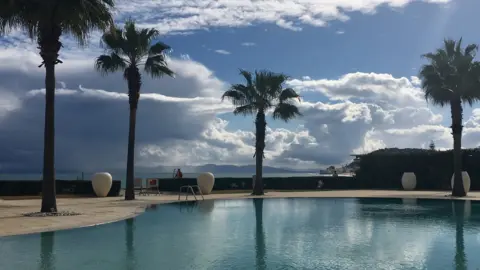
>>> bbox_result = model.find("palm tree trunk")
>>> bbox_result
[125,68,141,201]
[253,110,266,195]
[451,99,465,197]
[39,29,61,213]
[125,106,137,200]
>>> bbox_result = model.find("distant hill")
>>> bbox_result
[5,164,319,175]
[194,164,309,174]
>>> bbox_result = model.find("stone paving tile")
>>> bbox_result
[1,190,480,237]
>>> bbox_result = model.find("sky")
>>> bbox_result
[1,0,480,172]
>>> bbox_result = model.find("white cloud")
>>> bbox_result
[336,30,345,35]
[287,72,425,108]
[276,19,303,31]
[214,49,231,55]
[241,42,256,47]
[2,45,479,171]
[180,54,191,60]
[0,0,471,171]
[108,0,449,34]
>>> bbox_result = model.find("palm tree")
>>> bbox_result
[222,70,302,195]
[95,20,174,200]
[0,0,115,212]
[419,38,480,197]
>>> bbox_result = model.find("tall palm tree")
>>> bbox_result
[419,38,480,197]
[95,20,174,200]
[0,0,115,212]
[222,70,302,195]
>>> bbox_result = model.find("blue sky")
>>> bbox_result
[163,1,478,81]
[1,0,480,172]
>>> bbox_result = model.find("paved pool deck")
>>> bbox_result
[1,190,479,237]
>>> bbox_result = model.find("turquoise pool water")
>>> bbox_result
[1,198,480,270]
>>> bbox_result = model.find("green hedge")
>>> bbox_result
[355,148,480,190]
[0,180,122,196]
[156,176,358,191]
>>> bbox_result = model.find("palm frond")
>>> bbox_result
[419,38,480,107]
[239,69,254,87]
[229,84,257,103]
[444,38,457,58]
[223,69,302,120]
[144,55,174,78]
[95,53,128,76]
[279,88,300,102]
[149,41,170,56]
[253,70,270,97]
[267,72,289,99]
[0,0,115,45]
[464,44,478,57]
[221,89,251,107]
[134,26,158,58]
[272,102,302,122]
[233,103,257,116]
[99,21,173,79]
[100,28,125,53]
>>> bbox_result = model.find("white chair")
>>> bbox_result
[134,178,145,195]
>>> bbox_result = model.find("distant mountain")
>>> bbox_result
[2,164,319,175]
[133,164,319,174]
[194,164,306,174]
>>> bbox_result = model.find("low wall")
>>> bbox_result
[0,180,121,197]
[156,176,358,191]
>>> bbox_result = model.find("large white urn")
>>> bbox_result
[451,171,471,194]
[92,172,112,197]
[401,172,416,191]
[197,172,215,195]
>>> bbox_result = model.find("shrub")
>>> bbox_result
[355,148,480,190]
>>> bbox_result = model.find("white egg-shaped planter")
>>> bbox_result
[91,172,112,197]
[451,171,471,194]
[197,172,215,195]
[401,172,416,191]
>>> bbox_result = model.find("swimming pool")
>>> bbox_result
[1,198,480,270]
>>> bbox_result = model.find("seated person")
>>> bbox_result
[175,168,183,179]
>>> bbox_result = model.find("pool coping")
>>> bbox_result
[1,190,480,237]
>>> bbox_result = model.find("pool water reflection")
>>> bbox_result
[1,198,480,270]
